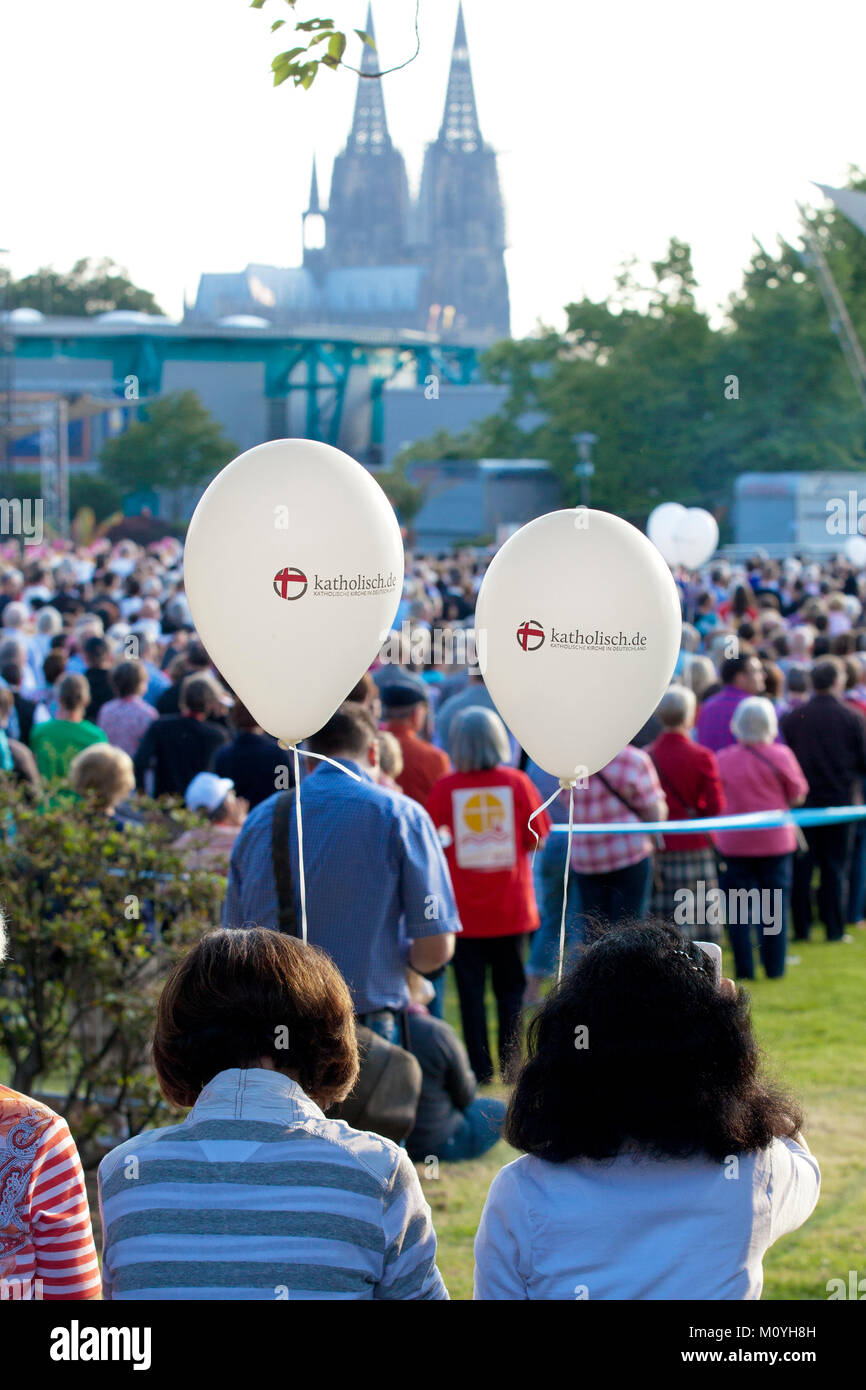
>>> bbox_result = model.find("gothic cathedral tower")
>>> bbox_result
[322,5,411,269]
[416,4,510,337]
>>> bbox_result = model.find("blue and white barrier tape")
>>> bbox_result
[550,805,866,834]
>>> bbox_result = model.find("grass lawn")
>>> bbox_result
[425,930,866,1301]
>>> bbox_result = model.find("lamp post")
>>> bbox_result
[573,431,598,508]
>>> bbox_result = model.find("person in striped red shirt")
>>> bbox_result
[0,910,101,1301]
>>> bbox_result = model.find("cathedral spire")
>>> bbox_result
[439,2,482,151]
[307,154,321,213]
[348,4,390,153]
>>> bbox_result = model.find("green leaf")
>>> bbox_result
[270,18,286,31]
[295,17,334,31]
[272,46,304,68]
[354,28,377,50]
[327,31,346,62]
[250,0,267,9]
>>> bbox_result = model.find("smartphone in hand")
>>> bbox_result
[693,940,722,989]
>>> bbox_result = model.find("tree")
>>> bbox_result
[0,783,223,1162]
[7,257,164,317]
[397,181,866,525]
[397,240,722,519]
[99,391,238,521]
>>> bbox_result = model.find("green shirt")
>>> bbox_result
[30,718,108,782]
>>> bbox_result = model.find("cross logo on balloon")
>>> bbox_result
[516,619,545,652]
[273,566,308,600]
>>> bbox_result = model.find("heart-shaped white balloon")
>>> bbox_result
[647,502,686,564]
[184,439,404,744]
[475,509,682,781]
[672,508,719,570]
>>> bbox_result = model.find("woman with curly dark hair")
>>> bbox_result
[474,923,819,1300]
[97,927,448,1301]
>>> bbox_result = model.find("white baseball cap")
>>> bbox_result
[185,772,234,814]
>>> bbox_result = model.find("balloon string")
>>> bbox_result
[291,744,308,944]
[279,744,364,783]
[528,784,565,872]
[558,787,575,985]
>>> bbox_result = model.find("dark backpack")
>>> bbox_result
[270,792,421,1145]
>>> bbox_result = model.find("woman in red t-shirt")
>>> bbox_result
[426,707,551,1085]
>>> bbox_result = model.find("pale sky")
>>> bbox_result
[2,0,864,336]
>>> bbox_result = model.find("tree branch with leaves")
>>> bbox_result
[251,0,420,90]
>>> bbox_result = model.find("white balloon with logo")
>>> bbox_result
[184,438,404,745]
[475,509,682,781]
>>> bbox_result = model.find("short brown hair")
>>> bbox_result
[180,674,218,716]
[43,650,68,685]
[307,702,378,760]
[58,672,90,712]
[110,657,147,699]
[152,928,359,1109]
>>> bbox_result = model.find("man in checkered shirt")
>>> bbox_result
[570,745,668,934]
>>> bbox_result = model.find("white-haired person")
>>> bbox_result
[173,771,248,873]
[684,654,718,704]
[714,697,808,979]
[425,707,551,1085]
[648,685,725,939]
[0,908,101,1300]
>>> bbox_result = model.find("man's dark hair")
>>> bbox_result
[58,673,90,712]
[720,655,752,685]
[152,928,359,1109]
[82,635,110,667]
[505,923,802,1163]
[830,632,857,657]
[0,661,22,688]
[346,672,376,705]
[110,658,147,699]
[307,702,378,760]
[812,658,843,693]
[786,667,810,695]
[43,651,68,685]
[180,674,218,717]
[187,641,211,670]
[229,698,259,731]
[812,636,831,658]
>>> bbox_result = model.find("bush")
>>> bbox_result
[0,783,224,1164]
[69,474,124,521]
[101,514,183,545]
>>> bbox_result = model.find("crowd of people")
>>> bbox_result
[4,535,860,1299]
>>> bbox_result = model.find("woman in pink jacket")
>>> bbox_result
[715,697,808,979]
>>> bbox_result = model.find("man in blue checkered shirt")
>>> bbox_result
[223,703,460,1038]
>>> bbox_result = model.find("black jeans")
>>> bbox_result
[792,823,852,942]
[452,934,527,1085]
[720,853,791,979]
[575,856,653,932]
